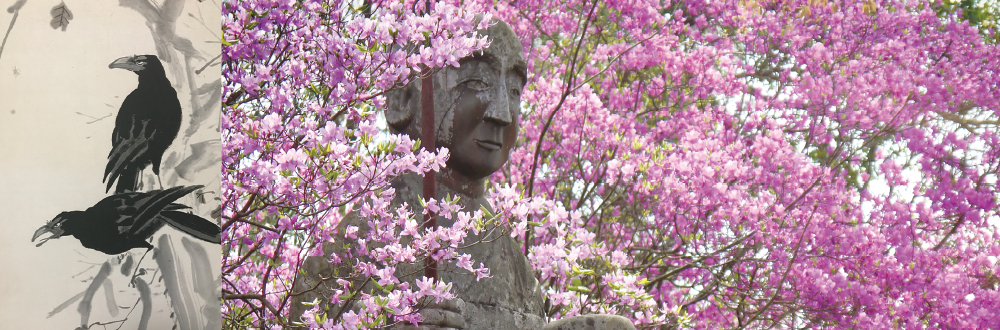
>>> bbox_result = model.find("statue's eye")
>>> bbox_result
[462,79,489,91]
[510,88,522,97]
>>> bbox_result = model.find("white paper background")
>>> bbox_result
[0,1,220,329]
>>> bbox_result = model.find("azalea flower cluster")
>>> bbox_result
[488,185,663,323]
[222,0,499,328]
[493,0,1000,328]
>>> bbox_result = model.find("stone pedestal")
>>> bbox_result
[543,315,637,330]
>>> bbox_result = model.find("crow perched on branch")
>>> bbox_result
[32,185,220,255]
[105,54,182,193]
[32,185,220,284]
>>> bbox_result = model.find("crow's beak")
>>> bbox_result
[32,223,63,247]
[109,55,145,72]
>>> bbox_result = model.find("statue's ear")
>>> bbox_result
[384,81,417,132]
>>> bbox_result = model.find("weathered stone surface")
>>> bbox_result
[390,173,546,330]
[542,315,637,330]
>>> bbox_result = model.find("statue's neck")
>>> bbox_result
[392,168,490,215]
[438,167,486,199]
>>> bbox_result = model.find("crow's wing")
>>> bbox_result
[106,91,161,193]
[159,211,221,244]
[127,186,203,236]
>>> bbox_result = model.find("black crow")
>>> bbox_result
[105,54,182,193]
[31,185,221,255]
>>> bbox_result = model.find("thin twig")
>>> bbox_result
[0,4,23,61]
[195,53,222,74]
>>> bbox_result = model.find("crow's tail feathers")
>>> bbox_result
[105,131,151,193]
[111,167,141,194]
[160,211,221,244]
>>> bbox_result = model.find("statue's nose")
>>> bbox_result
[483,85,513,126]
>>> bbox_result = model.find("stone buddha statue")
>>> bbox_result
[292,17,635,330]
[381,18,545,330]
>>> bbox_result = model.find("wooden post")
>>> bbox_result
[421,55,437,280]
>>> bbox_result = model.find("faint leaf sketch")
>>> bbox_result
[48,1,70,31]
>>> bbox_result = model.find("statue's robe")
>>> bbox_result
[291,172,545,329]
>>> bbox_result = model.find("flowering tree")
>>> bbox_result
[222,1,502,328]
[497,0,1000,328]
[223,0,999,329]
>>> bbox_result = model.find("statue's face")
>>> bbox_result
[444,49,526,180]
[386,20,526,182]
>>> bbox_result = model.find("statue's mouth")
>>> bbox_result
[475,139,502,151]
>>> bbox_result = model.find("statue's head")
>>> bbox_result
[386,18,526,184]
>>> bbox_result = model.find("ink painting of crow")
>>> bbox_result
[104,54,182,194]
[31,185,221,255]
